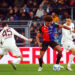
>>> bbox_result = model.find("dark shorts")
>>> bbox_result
[41,41,59,51]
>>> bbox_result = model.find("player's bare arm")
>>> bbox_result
[36,32,42,47]
[72,30,75,33]
[58,24,71,30]
[12,28,33,42]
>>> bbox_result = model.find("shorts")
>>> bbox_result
[0,44,21,57]
[62,40,75,52]
[41,41,59,51]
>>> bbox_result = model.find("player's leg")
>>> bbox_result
[38,51,45,71]
[0,48,5,59]
[53,45,62,64]
[63,41,75,71]
[39,51,45,67]
[0,55,4,59]
[53,45,64,68]
[9,46,22,70]
[50,41,62,64]
[67,48,75,71]
[10,46,22,64]
[38,41,48,71]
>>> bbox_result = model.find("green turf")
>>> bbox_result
[0,64,75,75]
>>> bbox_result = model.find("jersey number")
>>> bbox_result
[2,29,12,37]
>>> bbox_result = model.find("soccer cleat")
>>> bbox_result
[66,66,72,71]
[38,67,42,72]
[10,62,16,70]
[60,65,64,69]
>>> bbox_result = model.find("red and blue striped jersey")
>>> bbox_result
[39,24,58,41]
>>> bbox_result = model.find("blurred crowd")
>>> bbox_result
[0,0,75,46]
[0,0,73,21]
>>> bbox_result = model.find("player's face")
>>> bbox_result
[66,19,72,26]
[45,21,52,27]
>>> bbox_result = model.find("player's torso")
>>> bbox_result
[41,24,55,41]
[62,23,74,41]
[62,23,74,35]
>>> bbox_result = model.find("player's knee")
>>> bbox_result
[58,50,62,54]
[39,55,43,58]
[18,56,23,61]
[70,48,75,55]
[72,51,75,55]
[0,55,3,59]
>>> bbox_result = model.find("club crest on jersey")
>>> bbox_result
[50,26,53,28]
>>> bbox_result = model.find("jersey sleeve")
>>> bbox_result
[53,23,59,27]
[11,28,28,41]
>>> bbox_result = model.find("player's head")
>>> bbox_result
[44,15,53,27]
[65,16,72,26]
[2,22,8,27]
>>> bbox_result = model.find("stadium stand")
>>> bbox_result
[0,0,74,47]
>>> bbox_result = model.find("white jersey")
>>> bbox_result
[0,26,28,56]
[0,26,28,46]
[61,23,75,52]
[61,23,74,44]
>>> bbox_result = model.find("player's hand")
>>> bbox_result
[38,42,42,47]
[72,30,75,33]
[28,38,33,42]
[59,24,63,28]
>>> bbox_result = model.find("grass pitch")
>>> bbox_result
[0,64,75,75]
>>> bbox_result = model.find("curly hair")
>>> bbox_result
[44,15,53,22]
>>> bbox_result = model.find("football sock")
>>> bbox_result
[56,53,62,64]
[39,58,43,67]
[68,54,74,67]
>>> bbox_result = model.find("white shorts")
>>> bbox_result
[0,42,21,57]
[62,40,75,52]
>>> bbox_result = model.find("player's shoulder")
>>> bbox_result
[8,27,14,30]
[39,24,44,29]
[71,22,74,26]
[63,23,66,26]
[38,24,44,33]
[64,22,74,26]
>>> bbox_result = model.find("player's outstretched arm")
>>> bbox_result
[54,23,70,30]
[11,28,32,42]
[72,30,75,33]
[58,24,70,30]
[36,32,42,47]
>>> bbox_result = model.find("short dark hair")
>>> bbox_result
[66,15,72,19]
[44,15,53,22]
[2,22,7,27]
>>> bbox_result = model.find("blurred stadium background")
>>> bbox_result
[0,0,75,47]
[0,0,75,75]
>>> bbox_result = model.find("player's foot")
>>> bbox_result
[10,62,16,70]
[38,67,42,72]
[60,65,64,69]
[66,66,72,71]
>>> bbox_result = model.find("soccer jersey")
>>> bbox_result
[0,26,28,56]
[61,23,75,51]
[0,27,28,44]
[38,23,58,41]
[61,23,74,44]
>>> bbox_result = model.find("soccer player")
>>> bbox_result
[0,22,32,70]
[36,15,70,71]
[62,16,75,71]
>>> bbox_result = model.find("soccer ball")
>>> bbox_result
[53,64,60,71]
